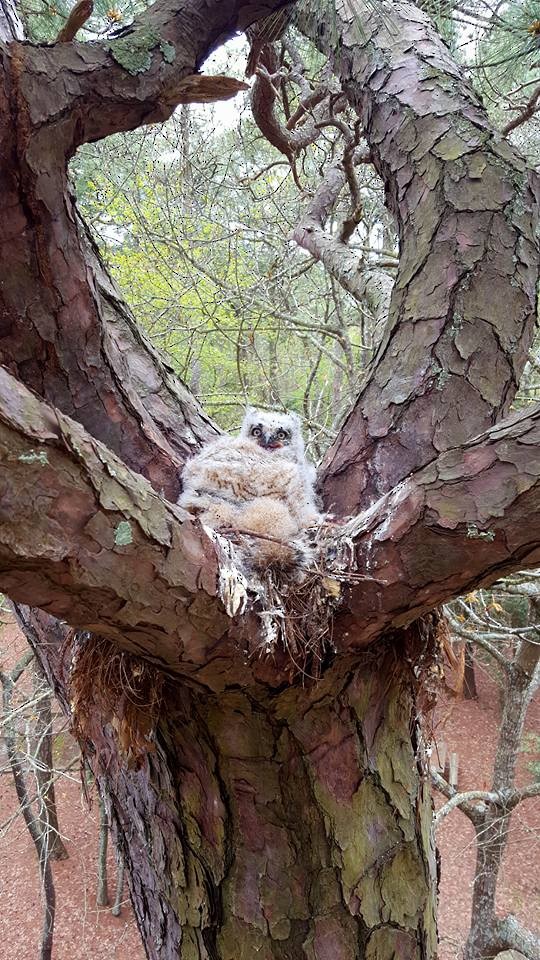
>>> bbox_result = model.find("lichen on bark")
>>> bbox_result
[105,28,171,75]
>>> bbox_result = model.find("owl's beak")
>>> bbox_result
[261,433,283,450]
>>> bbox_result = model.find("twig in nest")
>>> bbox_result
[220,525,293,548]
[247,546,343,682]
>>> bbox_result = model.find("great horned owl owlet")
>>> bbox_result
[178,409,320,569]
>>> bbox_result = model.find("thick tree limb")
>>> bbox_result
[4,1,295,144]
[3,365,540,675]
[4,0,538,522]
[0,366,228,684]
[294,2,540,513]
[331,404,540,647]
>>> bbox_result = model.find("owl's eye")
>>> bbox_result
[276,429,289,440]
[251,426,262,437]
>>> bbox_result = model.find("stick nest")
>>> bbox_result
[214,521,358,680]
[65,632,164,768]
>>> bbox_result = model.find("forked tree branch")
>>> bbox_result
[430,770,484,825]
[250,44,336,161]
[2,365,540,676]
[433,782,540,827]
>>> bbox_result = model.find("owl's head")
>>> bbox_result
[240,408,305,461]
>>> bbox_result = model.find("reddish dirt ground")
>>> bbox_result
[1,619,538,959]
[434,656,540,960]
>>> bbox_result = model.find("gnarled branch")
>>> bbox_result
[3,365,540,677]
[294,2,540,514]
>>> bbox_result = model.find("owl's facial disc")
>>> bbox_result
[250,424,291,450]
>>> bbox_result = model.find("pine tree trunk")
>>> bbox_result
[100,648,437,959]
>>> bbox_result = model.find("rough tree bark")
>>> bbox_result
[302,2,539,514]
[1,2,539,959]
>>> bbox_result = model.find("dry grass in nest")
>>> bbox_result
[215,519,388,680]
[240,522,362,680]
[251,564,342,680]
[400,609,464,721]
[64,632,163,768]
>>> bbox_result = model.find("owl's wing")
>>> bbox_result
[180,437,278,507]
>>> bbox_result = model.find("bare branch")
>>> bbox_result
[494,914,540,960]
[506,781,540,809]
[55,0,93,43]
[291,153,395,324]
[250,44,337,170]
[1,652,56,960]
[502,84,540,135]
[433,781,540,827]
[8,647,34,684]
[445,607,511,669]
[430,770,483,824]
[433,789,497,828]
